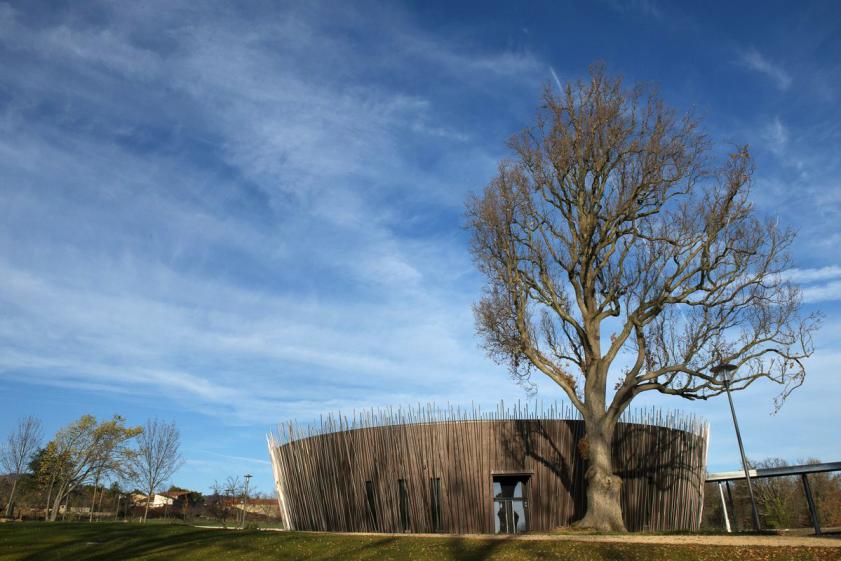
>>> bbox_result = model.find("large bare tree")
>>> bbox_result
[0,416,43,518]
[130,419,183,522]
[467,66,819,531]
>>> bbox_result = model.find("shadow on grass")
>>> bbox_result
[307,536,399,561]
[13,526,413,561]
[441,535,509,561]
[3,526,647,561]
[7,524,841,561]
[16,525,227,561]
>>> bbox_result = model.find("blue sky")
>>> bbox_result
[1,0,840,497]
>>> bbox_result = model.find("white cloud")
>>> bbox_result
[801,280,841,303]
[740,48,792,90]
[2,0,838,497]
[779,266,841,303]
[550,66,563,92]
[783,265,841,283]
[196,450,271,466]
[762,116,788,155]
[0,1,553,427]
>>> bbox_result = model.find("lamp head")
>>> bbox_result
[712,362,738,382]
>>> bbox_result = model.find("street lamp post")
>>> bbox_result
[713,362,761,531]
[241,474,252,529]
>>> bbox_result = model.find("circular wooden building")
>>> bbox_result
[267,403,708,534]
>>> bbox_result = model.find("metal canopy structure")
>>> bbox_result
[707,461,841,535]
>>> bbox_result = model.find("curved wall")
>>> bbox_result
[268,418,707,533]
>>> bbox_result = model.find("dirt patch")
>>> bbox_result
[279,528,841,548]
[523,533,841,548]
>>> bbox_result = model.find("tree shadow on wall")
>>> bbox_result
[612,422,705,488]
[612,422,707,531]
[498,419,588,525]
[498,419,705,531]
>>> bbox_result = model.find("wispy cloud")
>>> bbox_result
[781,266,841,303]
[762,116,789,155]
[783,266,841,283]
[739,47,792,90]
[2,0,840,494]
[196,450,271,466]
[601,0,663,19]
[550,66,563,92]
[0,1,548,426]
[801,281,841,303]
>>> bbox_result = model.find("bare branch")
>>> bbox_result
[129,418,184,522]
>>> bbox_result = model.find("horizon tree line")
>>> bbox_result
[1,414,182,522]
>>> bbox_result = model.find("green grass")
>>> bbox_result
[0,523,838,561]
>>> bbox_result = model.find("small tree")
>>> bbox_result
[31,447,64,520]
[129,419,183,522]
[802,459,841,528]
[0,417,43,518]
[751,458,800,529]
[206,476,243,528]
[42,415,141,521]
[467,65,819,530]
[88,422,140,522]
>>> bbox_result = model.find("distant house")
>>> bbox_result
[231,498,280,517]
[132,490,193,509]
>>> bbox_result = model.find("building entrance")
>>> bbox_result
[493,475,529,533]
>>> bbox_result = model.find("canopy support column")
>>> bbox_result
[718,482,731,533]
[801,473,821,536]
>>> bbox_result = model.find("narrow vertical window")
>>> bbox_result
[398,479,409,532]
[365,480,378,531]
[430,477,442,532]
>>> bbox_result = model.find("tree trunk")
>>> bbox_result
[97,486,105,521]
[3,478,18,518]
[143,493,151,523]
[89,483,97,522]
[574,418,626,532]
[49,488,61,522]
[45,477,55,521]
[50,484,68,522]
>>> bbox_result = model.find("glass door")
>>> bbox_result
[493,475,529,534]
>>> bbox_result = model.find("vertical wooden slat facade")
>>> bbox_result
[268,404,708,533]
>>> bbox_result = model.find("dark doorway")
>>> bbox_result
[493,475,529,533]
[365,480,378,531]
[430,477,442,532]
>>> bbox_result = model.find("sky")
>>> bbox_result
[1,0,840,497]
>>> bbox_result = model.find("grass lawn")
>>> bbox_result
[1,523,839,561]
